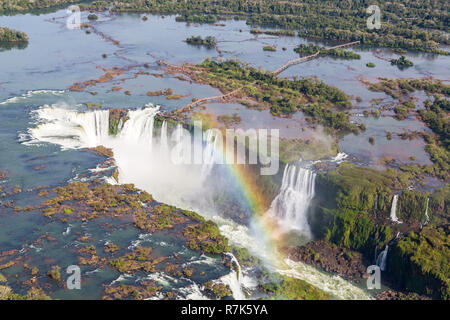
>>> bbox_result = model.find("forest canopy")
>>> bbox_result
[1,1,449,53]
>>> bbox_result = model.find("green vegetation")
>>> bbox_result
[175,14,218,24]
[0,27,28,42]
[109,109,129,136]
[47,266,61,283]
[417,96,450,180]
[109,246,164,273]
[39,181,228,255]
[147,88,173,97]
[301,103,359,134]
[217,113,241,126]
[0,0,81,14]
[396,190,429,223]
[104,243,119,253]
[103,282,162,300]
[84,102,102,110]
[166,94,183,100]
[250,28,295,37]
[311,163,399,255]
[393,96,449,181]
[184,221,229,254]
[185,35,217,47]
[294,43,360,60]
[230,245,260,268]
[391,55,414,69]
[0,286,50,300]
[386,132,392,140]
[186,59,357,135]
[2,0,450,54]
[363,77,450,100]
[259,274,330,300]
[41,0,447,54]
[388,226,449,299]
[311,161,449,298]
[203,281,232,299]
[419,96,449,151]
[394,101,415,120]
[87,145,114,158]
[87,13,98,21]
[364,84,449,181]
[263,45,276,52]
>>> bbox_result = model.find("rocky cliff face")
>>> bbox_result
[283,240,370,280]
[302,163,449,299]
[387,225,449,300]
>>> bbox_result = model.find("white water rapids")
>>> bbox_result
[27,103,372,300]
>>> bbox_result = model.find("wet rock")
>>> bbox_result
[284,240,370,280]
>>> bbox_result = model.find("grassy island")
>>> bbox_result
[250,28,295,37]
[167,58,359,135]
[0,27,28,42]
[185,35,217,48]
[294,43,361,60]
[391,55,414,69]
[263,45,277,52]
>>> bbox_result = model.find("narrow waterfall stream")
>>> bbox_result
[376,245,389,271]
[390,195,402,223]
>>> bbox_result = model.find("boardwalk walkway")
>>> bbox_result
[163,41,360,111]
[273,51,320,75]
[273,41,360,75]
[178,86,245,112]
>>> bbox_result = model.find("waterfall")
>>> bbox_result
[118,107,159,149]
[30,105,110,148]
[424,197,430,225]
[217,253,258,300]
[376,245,388,271]
[390,194,402,223]
[160,120,168,150]
[268,164,316,236]
[30,104,222,212]
[200,129,221,180]
[28,104,372,300]
[330,152,348,163]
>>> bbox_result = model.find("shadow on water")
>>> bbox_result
[0,41,28,52]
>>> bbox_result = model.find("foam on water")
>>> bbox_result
[178,282,209,300]
[0,90,66,105]
[279,259,372,300]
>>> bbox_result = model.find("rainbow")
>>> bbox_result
[216,141,286,251]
